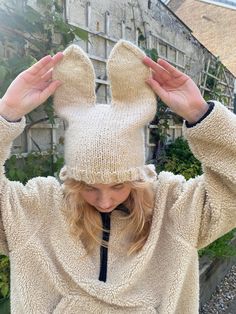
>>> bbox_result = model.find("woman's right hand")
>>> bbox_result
[0,52,63,122]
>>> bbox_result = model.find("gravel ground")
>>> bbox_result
[200,264,236,313]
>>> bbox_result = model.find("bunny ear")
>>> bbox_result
[53,44,96,121]
[107,40,156,108]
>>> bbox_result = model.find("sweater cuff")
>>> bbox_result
[0,115,26,141]
[4,117,22,123]
[185,102,215,128]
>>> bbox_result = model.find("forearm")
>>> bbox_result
[0,98,24,122]
[0,115,25,175]
[184,101,236,182]
[182,101,236,248]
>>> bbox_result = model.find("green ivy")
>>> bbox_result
[204,57,229,105]
[5,151,64,184]
[0,0,88,123]
[156,137,202,180]
[0,256,10,299]
[0,0,75,305]
[198,229,236,258]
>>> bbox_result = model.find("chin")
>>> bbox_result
[97,207,114,213]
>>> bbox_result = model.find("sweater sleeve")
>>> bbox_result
[0,116,61,255]
[182,101,236,249]
[0,116,26,255]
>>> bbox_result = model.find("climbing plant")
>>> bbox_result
[202,57,232,106]
[0,0,88,123]
[0,0,87,310]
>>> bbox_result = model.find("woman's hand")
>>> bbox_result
[143,57,209,123]
[0,52,63,122]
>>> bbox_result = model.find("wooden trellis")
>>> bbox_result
[147,32,186,71]
[3,0,235,157]
[64,0,187,147]
[199,57,235,110]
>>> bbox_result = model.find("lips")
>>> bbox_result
[97,207,115,213]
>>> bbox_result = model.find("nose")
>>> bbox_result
[96,192,113,210]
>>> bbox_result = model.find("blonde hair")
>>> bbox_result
[63,179,155,255]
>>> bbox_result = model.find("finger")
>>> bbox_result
[146,78,169,105]
[143,56,168,74]
[39,80,62,103]
[143,56,171,84]
[157,59,183,78]
[36,52,64,77]
[52,51,64,63]
[28,55,53,76]
[41,69,53,82]
[27,52,63,79]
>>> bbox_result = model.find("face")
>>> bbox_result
[80,182,132,213]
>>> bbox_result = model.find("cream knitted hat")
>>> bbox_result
[53,40,157,184]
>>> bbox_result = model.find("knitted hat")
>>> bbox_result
[53,40,157,184]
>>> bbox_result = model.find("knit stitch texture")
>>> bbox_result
[53,40,157,184]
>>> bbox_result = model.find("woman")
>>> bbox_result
[0,40,235,313]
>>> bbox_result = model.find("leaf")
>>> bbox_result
[72,27,88,41]
[145,48,158,61]
[16,169,27,182]
[8,168,16,180]
[0,284,9,298]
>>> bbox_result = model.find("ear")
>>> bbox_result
[107,40,156,108]
[53,44,96,121]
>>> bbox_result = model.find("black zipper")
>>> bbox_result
[98,205,129,282]
[99,212,111,282]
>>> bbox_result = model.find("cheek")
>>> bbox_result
[80,191,96,205]
[115,189,131,202]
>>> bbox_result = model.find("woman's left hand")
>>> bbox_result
[143,56,209,123]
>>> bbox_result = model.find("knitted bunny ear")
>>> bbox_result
[107,40,156,110]
[53,45,96,121]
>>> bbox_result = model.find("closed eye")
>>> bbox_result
[84,186,97,192]
[112,184,125,190]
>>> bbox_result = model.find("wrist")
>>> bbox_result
[185,101,209,124]
[0,98,23,122]
[185,102,214,128]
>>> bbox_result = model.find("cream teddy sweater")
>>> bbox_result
[0,101,236,313]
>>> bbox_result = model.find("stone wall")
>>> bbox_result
[2,0,235,155]
[65,0,215,84]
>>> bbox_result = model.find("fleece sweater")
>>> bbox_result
[0,101,236,313]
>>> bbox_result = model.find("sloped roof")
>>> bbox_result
[168,0,236,76]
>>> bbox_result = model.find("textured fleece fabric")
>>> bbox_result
[0,101,236,313]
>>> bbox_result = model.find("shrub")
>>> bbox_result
[157,137,202,179]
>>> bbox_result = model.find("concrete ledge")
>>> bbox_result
[199,254,236,306]
[199,235,236,306]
